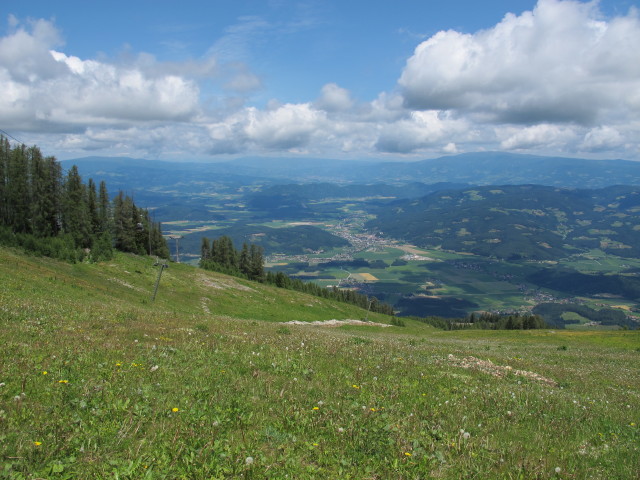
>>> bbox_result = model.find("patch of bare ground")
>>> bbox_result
[106,277,145,292]
[198,274,255,292]
[283,319,392,327]
[446,354,557,387]
[201,297,211,315]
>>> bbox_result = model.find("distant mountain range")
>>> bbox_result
[63,151,640,190]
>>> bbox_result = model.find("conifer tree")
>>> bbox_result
[86,178,100,236]
[113,191,135,252]
[62,166,91,248]
[249,244,264,281]
[0,136,10,226]
[200,237,211,266]
[98,180,110,234]
[28,148,60,238]
[6,145,30,233]
[239,242,250,276]
[150,220,170,258]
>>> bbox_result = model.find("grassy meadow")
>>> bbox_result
[1,247,639,479]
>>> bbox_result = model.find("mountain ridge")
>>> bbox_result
[63,151,640,188]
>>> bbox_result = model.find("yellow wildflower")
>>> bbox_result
[172,407,179,412]
[58,380,68,384]
[42,371,48,375]
[33,441,42,446]
[404,452,412,456]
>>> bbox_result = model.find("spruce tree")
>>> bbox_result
[200,237,211,266]
[6,145,30,233]
[239,242,251,276]
[0,136,9,226]
[62,166,91,248]
[86,178,100,236]
[151,221,170,259]
[113,191,136,252]
[249,244,264,281]
[98,181,110,234]
[28,148,60,238]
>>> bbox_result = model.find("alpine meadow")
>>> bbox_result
[1,138,640,479]
[3,0,640,478]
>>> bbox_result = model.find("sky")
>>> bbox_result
[1,0,639,162]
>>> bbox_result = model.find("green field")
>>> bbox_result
[270,243,640,322]
[1,247,639,478]
[274,246,535,311]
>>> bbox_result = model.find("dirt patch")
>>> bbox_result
[446,354,557,387]
[283,319,392,328]
[201,297,211,315]
[106,277,145,293]
[198,274,255,292]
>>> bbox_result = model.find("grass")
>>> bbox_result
[1,247,639,479]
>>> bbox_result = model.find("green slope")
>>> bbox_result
[1,248,639,479]
[0,248,393,326]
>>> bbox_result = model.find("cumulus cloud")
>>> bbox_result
[3,3,640,161]
[0,17,65,81]
[580,125,624,152]
[498,124,577,150]
[315,83,354,112]
[0,17,201,133]
[201,103,315,155]
[399,0,640,127]
[375,110,470,153]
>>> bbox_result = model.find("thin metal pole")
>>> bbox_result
[151,263,167,302]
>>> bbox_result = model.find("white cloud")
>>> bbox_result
[201,102,330,154]
[375,110,471,154]
[0,18,202,134]
[443,142,458,154]
[315,83,354,112]
[243,103,326,150]
[499,124,577,150]
[3,4,640,161]
[580,125,624,152]
[0,17,65,82]
[399,0,640,127]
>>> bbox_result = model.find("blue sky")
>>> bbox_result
[1,0,639,161]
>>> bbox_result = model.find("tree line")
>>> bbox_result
[200,235,265,281]
[199,235,395,316]
[0,135,169,262]
[418,312,548,330]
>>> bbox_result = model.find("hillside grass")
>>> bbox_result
[1,247,639,479]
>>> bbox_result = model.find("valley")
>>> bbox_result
[66,153,640,328]
[2,150,639,478]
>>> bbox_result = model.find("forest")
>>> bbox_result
[0,136,169,262]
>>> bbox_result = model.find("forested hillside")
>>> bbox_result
[368,184,640,261]
[0,136,169,261]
